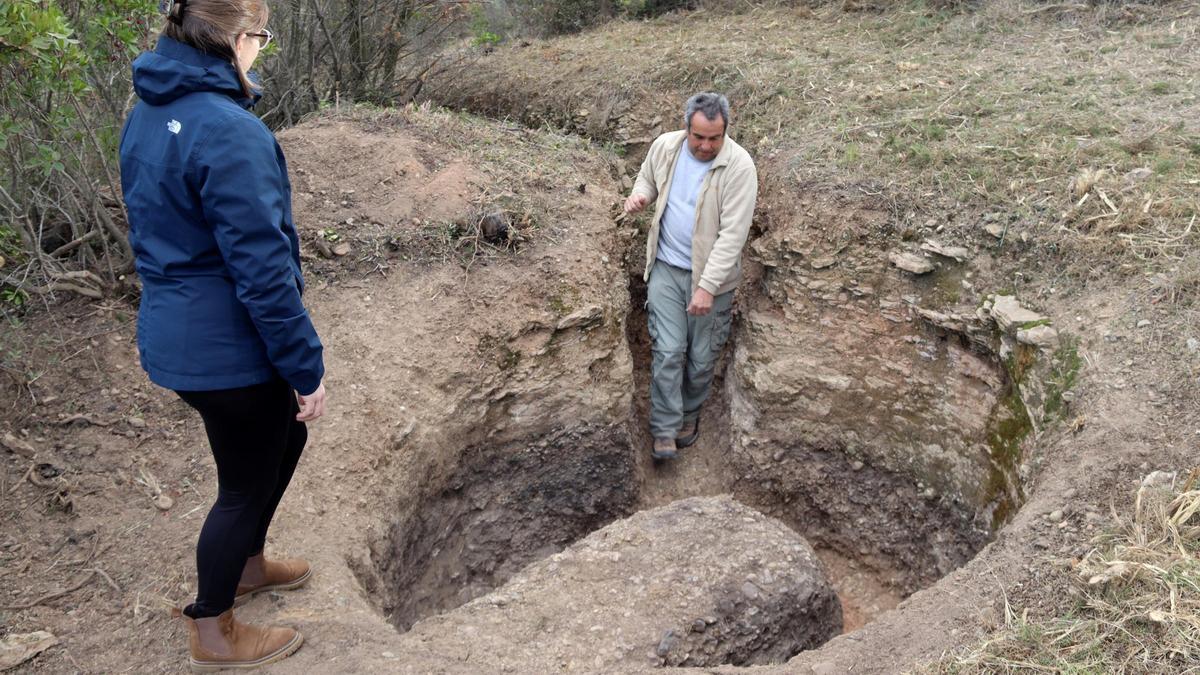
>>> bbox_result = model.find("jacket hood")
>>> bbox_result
[131,35,260,108]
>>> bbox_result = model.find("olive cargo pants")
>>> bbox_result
[646,260,734,439]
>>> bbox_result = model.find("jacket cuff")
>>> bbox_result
[289,364,325,397]
[698,277,720,295]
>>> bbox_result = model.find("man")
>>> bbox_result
[623,92,758,460]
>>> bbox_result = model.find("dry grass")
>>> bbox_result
[928,469,1200,674]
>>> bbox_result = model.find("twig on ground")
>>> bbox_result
[36,282,103,300]
[49,231,100,258]
[1023,3,1089,15]
[70,532,102,568]
[0,570,97,610]
[9,464,34,494]
[84,567,120,592]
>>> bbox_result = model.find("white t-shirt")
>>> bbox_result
[656,143,713,270]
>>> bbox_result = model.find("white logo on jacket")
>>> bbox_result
[167,119,182,134]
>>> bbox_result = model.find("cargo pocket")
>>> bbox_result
[710,304,733,358]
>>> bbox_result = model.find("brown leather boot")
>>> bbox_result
[675,418,700,448]
[651,437,677,460]
[182,608,302,671]
[235,554,311,605]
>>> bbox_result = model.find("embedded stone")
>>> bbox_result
[989,295,1047,332]
[1017,325,1059,349]
[889,252,934,275]
[920,240,971,262]
[400,496,842,670]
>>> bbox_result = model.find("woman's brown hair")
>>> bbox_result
[162,0,269,99]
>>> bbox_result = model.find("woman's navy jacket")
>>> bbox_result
[119,36,323,395]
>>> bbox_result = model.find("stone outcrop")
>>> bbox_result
[978,293,1069,432]
[987,294,1048,332]
[889,251,935,274]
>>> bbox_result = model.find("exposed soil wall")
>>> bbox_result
[368,425,637,631]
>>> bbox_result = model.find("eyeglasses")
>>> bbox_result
[245,28,273,48]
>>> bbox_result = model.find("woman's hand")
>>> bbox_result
[296,382,326,421]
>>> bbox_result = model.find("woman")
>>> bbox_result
[119,0,326,669]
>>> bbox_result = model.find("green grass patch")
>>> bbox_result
[547,282,582,316]
[477,334,522,371]
[1042,338,1082,421]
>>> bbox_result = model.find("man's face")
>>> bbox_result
[686,112,725,162]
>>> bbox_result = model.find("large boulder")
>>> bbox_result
[397,495,842,671]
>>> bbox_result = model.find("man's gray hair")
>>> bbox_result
[684,92,731,131]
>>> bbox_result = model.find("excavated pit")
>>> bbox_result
[622,255,1026,628]
[286,110,1040,667]
[369,425,638,631]
[358,246,1034,664]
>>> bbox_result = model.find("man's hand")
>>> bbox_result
[624,193,648,214]
[687,288,714,316]
[296,382,327,422]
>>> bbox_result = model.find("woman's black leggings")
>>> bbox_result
[175,376,307,618]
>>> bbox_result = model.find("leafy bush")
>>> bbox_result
[0,0,464,302]
[491,0,696,39]
[622,0,694,19]
[0,0,158,300]
[515,0,617,35]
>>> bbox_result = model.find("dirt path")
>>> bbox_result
[626,275,736,508]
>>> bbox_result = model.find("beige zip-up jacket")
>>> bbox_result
[632,129,758,297]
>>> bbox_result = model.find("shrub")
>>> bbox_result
[0,0,158,301]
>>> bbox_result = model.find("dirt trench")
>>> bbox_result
[362,424,638,631]
[0,107,1031,671]
[244,105,1061,675]
[351,207,1033,656]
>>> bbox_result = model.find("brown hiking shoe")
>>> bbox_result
[651,437,677,460]
[235,555,311,605]
[182,608,302,671]
[676,418,700,448]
